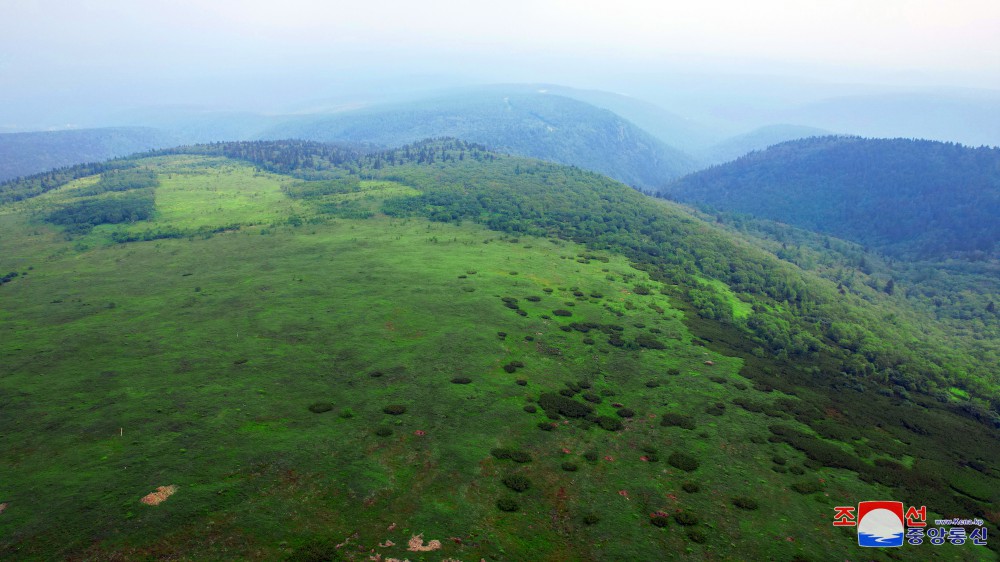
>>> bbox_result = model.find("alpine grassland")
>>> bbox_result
[0,140,996,560]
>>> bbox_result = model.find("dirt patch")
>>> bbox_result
[0,502,7,514]
[140,485,177,506]
[407,534,442,552]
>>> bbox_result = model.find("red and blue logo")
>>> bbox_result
[856,501,905,547]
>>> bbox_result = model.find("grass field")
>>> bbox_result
[0,156,992,560]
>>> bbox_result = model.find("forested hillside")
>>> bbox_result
[665,136,1000,259]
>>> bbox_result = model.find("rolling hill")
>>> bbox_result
[0,127,177,182]
[665,136,1000,259]
[0,139,996,560]
[260,92,699,190]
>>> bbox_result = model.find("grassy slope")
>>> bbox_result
[0,156,994,561]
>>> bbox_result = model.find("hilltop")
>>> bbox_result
[0,140,996,560]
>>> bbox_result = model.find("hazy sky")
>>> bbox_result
[1,0,998,129]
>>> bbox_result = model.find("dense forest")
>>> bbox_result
[665,136,1000,259]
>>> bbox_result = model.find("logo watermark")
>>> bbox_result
[833,501,988,548]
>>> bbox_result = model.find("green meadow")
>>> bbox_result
[0,153,994,560]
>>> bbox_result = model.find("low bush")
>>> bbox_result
[732,496,759,510]
[308,402,334,414]
[538,393,593,418]
[791,480,823,495]
[523,405,537,413]
[451,377,472,384]
[687,529,707,544]
[383,405,407,415]
[772,455,787,465]
[661,413,696,430]
[525,296,541,302]
[582,514,600,525]
[674,511,699,526]
[705,403,726,416]
[616,408,635,418]
[559,388,576,397]
[502,474,532,492]
[667,368,681,376]
[538,422,556,431]
[584,451,599,462]
[596,416,623,431]
[496,498,520,512]
[582,392,602,403]
[552,309,572,317]
[375,426,393,437]
[561,462,579,472]
[582,337,595,345]
[645,380,660,388]
[510,451,533,463]
[668,452,700,472]
[491,448,514,460]
[682,482,700,493]
[516,379,528,386]
[650,515,669,527]
[503,363,518,373]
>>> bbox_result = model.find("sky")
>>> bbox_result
[1,0,998,130]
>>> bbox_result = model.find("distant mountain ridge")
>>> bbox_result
[261,91,700,189]
[665,136,1000,259]
[0,127,176,181]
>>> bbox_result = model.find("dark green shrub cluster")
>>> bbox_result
[709,375,727,384]
[635,334,666,349]
[768,424,862,472]
[451,377,472,384]
[582,337,595,345]
[682,482,700,493]
[772,455,787,465]
[661,413,696,430]
[633,285,651,295]
[525,296,541,302]
[552,309,573,317]
[496,498,520,512]
[383,405,407,415]
[616,408,635,418]
[308,402,334,414]
[645,380,660,388]
[582,392,602,404]
[732,496,759,510]
[501,296,519,309]
[667,368,681,376]
[46,190,155,233]
[791,480,823,494]
[650,514,669,527]
[538,393,593,418]
[582,514,600,525]
[502,474,532,492]
[584,451,599,462]
[375,426,393,437]
[502,360,525,374]
[558,388,576,397]
[687,529,707,544]
[561,462,578,472]
[596,416,623,431]
[523,405,537,413]
[668,452,700,472]
[516,379,528,386]
[674,511,699,526]
[705,402,726,416]
[538,422,556,431]
[497,332,507,340]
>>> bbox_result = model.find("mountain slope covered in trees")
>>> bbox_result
[665,136,1000,259]
[0,140,996,560]
[0,127,177,181]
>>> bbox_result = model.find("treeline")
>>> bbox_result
[76,168,159,196]
[45,190,155,235]
[0,161,135,204]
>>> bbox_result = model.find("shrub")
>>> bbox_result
[451,377,472,384]
[582,392,602,404]
[705,403,726,416]
[661,413,696,430]
[645,380,660,388]
[496,498,520,512]
[582,337,595,345]
[561,462,579,472]
[339,408,354,419]
[543,288,553,293]
[559,388,576,397]
[497,332,507,339]
[772,455,787,465]
[510,451,533,463]
[789,465,806,475]
[383,405,407,415]
[791,480,823,495]
[538,422,556,431]
[596,416,623,431]
[674,511,699,526]
[502,474,532,492]
[369,371,384,378]
[308,402,334,414]
[577,380,592,389]
[491,448,514,460]
[503,363,518,373]
[525,296,541,302]
[516,379,528,386]
[668,452,700,472]
[582,514,600,525]
[524,335,534,341]
[732,496,759,510]
[682,482,700,493]
[616,408,635,418]
[559,325,573,332]
[375,426,393,437]
[650,515,669,527]
[552,309,572,317]
[523,405,537,414]
[667,368,681,376]
[635,334,666,350]
[687,529,707,544]
[538,393,593,418]
[600,389,615,397]
[510,361,525,368]
[516,310,527,316]
[584,451,599,462]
